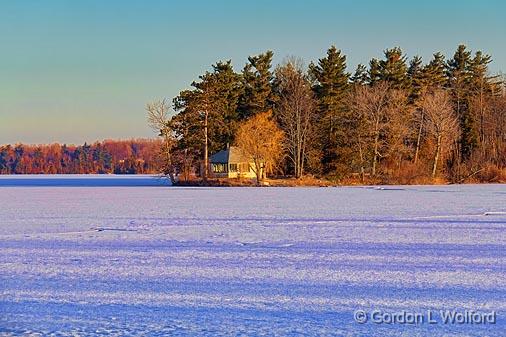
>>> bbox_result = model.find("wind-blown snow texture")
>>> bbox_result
[0,175,504,336]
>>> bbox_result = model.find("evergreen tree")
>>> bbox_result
[407,55,424,101]
[422,52,447,89]
[61,144,71,172]
[33,147,44,172]
[378,47,409,89]
[447,44,477,159]
[309,46,349,103]
[173,60,242,156]
[308,46,351,174]
[172,90,204,152]
[468,51,497,95]
[238,51,275,119]
[11,145,24,173]
[368,58,382,84]
[93,144,112,173]
[200,61,242,152]
[350,64,368,85]
[0,146,8,173]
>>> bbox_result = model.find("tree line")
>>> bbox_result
[0,139,162,174]
[152,44,506,184]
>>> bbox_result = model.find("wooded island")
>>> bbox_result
[146,45,506,185]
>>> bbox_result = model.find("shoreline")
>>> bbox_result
[0,174,504,187]
[173,177,506,187]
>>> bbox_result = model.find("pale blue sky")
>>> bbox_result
[1,0,505,144]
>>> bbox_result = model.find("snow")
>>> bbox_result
[0,176,505,336]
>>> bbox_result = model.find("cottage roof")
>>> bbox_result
[210,146,250,164]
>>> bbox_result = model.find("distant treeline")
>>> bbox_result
[152,44,506,184]
[0,139,162,174]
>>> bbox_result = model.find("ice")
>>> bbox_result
[0,176,505,336]
[0,174,170,187]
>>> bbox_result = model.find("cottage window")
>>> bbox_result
[212,163,227,173]
[229,163,238,172]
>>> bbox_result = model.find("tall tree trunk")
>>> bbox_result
[164,134,175,184]
[300,137,306,178]
[183,148,189,182]
[255,158,261,185]
[295,129,302,179]
[203,110,209,184]
[414,111,424,164]
[432,134,442,178]
[372,118,380,176]
[358,134,365,183]
[479,79,485,155]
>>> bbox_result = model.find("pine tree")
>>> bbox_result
[173,60,242,157]
[447,44,477,159]
[308,46,351,174]
[408,55,429,164]
[368,58,382,84]
[378,47,409,89]
[238,51,275,119]
[205,61,243,150]
[170,93,203,180]
[172,89,204,157]
[351,64,368,85]
[407,55,424,101]
[422,52,447,90]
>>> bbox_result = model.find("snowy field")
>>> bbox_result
[0,175,505,336]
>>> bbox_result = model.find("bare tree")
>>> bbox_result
[146,99,176,183]
[347,83,414,177]
[484,92,506,166]
[347,82,390,176]
[275,58,318,178]
[385,89,414,171]
[419,90,460,177]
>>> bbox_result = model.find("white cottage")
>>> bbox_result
[209,146,258,179]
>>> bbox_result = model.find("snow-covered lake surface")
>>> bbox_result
[0,175,504,336]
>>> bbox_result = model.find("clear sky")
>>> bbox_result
[1,0,505,145]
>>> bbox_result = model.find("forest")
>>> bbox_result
[150,44,506,184]
[0,139,161,174]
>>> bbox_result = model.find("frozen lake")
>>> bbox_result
[0,175,505,336]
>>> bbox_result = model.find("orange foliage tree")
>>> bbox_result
[234,110,284,184]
